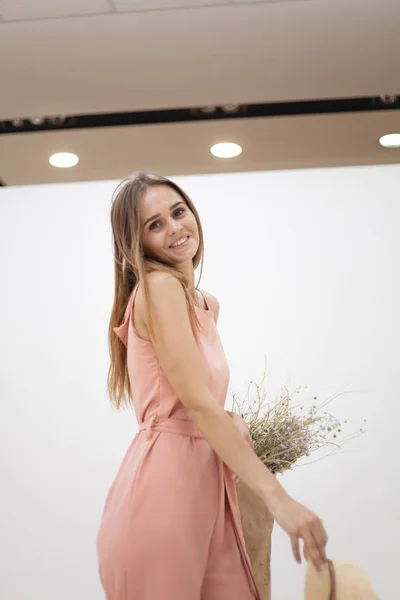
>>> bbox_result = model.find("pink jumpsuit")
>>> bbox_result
[96,285,261,600]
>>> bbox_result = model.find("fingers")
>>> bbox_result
[290,535,302,564]
[303,542,310,561]
[301,521,328,571]
[301,530,322,570]
[310,519,328,565]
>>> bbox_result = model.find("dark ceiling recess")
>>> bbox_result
[0,94,399,135]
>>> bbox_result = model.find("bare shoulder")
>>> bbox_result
[202,290,220,324]
[134,272,184,340]
[136,272,184,311]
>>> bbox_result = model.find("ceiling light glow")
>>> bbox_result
[210,142,242,158]
[49,152,79,168]
[378,133,400,148]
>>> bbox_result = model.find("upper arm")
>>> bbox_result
[145,273,212,412]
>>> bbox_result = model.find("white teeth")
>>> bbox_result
[170,236,188,248]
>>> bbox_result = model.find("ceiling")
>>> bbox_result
[0,0,399,186]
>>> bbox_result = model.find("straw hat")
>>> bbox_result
[304,558,379,600]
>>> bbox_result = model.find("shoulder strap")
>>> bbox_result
[197,289,210,310]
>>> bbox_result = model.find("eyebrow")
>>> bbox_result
[143,201,185,227]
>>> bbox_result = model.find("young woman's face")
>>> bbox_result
[139,184,199,265]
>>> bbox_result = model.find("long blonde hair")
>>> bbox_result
[107,172,205,410]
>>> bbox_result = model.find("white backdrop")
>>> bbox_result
[1,164,398,599]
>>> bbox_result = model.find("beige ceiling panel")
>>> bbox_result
[231,0,307,4]
[0,110,399,186]
[112,0,229,12]
[0,1,398,119]
[0,0,112,22]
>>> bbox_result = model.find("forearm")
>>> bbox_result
[189,397,285,510]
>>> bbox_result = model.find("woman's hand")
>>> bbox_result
[228,412,254,483]
[226,410,328,571]
[267,489,328,572]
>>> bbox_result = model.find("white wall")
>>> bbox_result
[0,165,398,599]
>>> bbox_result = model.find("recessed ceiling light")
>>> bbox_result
[210,142,242,158]
[378,133,400,148]
[49,152,79,168]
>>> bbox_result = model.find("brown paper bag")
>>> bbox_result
[236,479,275,600]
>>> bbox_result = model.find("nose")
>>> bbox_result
[168,219,183,236]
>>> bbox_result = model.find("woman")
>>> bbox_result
[96,172,328,600]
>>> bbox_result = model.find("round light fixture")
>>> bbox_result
[49,152,79,168]
[378,133,400,148]
[210,142,242,158]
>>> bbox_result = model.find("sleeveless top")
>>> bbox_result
[113,283,231,426]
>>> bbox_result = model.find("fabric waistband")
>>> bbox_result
[138,415,205,441]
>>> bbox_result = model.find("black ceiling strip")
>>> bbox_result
[0,95,399,135]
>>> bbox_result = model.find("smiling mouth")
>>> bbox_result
[169,236,190,249]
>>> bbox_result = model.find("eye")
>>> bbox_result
[148,207,185,231]
[149,220,161,231]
